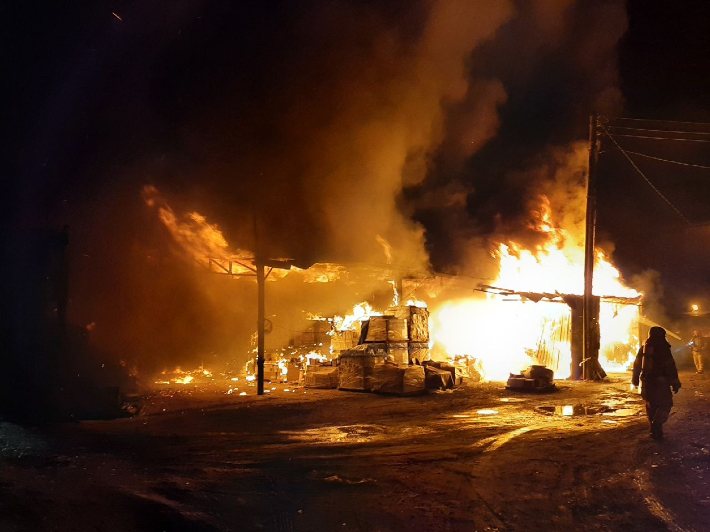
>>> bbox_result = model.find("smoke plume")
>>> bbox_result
[52,0,635,373]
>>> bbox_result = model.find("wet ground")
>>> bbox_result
[1,369,709,532]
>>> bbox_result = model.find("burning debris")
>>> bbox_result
[507,365,556,393]
[133,194,646,399]
[428,184,643,382]
[137,169,647,399]
[335,304,431,394]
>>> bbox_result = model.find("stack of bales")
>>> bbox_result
[386,306,430,363]
[330,329,359,356]
[338,306,430,394]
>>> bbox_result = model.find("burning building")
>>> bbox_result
[6,0,659,414]
[138,168,644,393]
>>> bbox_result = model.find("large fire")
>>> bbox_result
[428,196,641,380]
[145,187,642,386]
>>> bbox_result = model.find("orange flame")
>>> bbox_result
[430,194,641,381]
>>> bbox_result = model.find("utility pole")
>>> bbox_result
[202,213,303,397]
[582,113,599,379]
[256,259,265,395]
[253,211,265,396]
[205,251,295,396]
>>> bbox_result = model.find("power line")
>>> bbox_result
[602,133,710,143]
[606,125,710,136]
[617,150,710,170]
[604,116,710,127]
[600,126,693,225]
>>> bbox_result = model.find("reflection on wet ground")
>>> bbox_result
[274,390,645,450]
[536,404,640,417]
[7,373,707,532]
[279,423,433,444]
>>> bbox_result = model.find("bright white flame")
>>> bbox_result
[334,302,381,331]
[389,280,400,306]
[278,360,288,376]
[431,296,571,380]
[406,298,428,308]
[305,351,328,364]
[429,195,641,381]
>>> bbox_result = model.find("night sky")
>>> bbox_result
[3,0,710,368]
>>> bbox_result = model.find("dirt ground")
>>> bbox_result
[1,369,709,532]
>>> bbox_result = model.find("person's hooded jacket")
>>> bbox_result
[632,326,681,396]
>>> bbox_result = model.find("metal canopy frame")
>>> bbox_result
[204,255,295,395]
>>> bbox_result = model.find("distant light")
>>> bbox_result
[691,304,699,312]
[562,405,574,416]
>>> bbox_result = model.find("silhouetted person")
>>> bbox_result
[632,326,681,440]
[690,330,704,374]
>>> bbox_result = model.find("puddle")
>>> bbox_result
[308,471,376,485]
[602,408,638,417]
[537,404,640,418]
[536,404,615,417]
[280,424,387,444]
[476,409,499,416]
[281,423,432,444]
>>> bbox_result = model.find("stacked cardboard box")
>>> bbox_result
[357,307,431,365]
[330,329,359,354]
[286,363,300,383]
[385,342,409,365]
[370,364,425,395]
[408,343,429,364]
[388,306,430,363]
[304,365,339,389]
[293,320,331,347]
[338,305,432,394]
[263,361,282,383]
[338,345,387,391]
[362,316,408,342]
[387,306,429,342]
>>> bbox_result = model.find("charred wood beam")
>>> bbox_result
[478,284,640,306]
[232,260,257,273]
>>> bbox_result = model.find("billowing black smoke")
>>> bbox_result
[23,1,710,384]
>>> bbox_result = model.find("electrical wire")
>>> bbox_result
[600,125,693,225]
[604,116,710,127]
[605,125,710,136]
[602,133,710,143]
[616,150,710,170]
